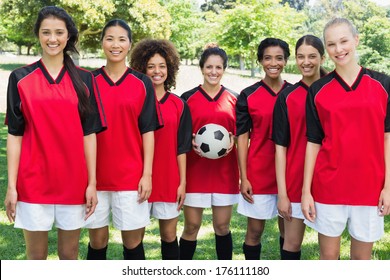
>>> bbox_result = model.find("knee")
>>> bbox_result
[183,221,201,237]
[160,230,177,243]
[213,223,230,236]
[58,244,79,260]
[27,250,48,260]
[283,239,302,252]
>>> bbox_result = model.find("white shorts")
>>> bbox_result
[289,202,305,220]
[304,202,384,242]
[149,202,180,220]
[14,202,94,231]
[85,191,150,231]
[237,194,278,220]
[184,193,239,208]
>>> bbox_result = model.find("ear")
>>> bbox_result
[354,35,359,47]
[320,55,326,65]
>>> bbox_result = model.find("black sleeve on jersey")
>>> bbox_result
[177,100,193,155]
[306,86,324,144]
[79,70,107,136]
[6,72,25,136]
[139,76,160,134]
[235,91,252,136]
[272,91,290,146]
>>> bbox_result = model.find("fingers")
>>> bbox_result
[85,198,97,220]
[241,191,254,204]
[138,188,151,203]
[6,206,16,223]
[177,193,185,211]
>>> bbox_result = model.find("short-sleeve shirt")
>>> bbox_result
[93,67,162,191]
[306,68,390,206]
[149,92,192,203]
[236,80,291,195]
[6,59,106,204]
[181,85,239,194]
[272,81,308,202]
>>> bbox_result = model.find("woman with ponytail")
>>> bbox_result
[4,6,106,259]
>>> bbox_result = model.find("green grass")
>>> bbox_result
[0,63,389,260]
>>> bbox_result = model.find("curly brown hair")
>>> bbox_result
[130,39,180,91]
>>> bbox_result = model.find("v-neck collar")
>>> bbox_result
[298,80,309,90]
[101,66,129,86]
[198,85,225,101]
[158,92,170,104]
[260,80,288,96]
[38,59,66,84]
[334,67,363,92]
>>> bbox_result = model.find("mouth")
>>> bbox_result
[301,66,313,73]
[110,50,122,56]
[267,68,280,74]
[335,53,348,60]
[151,75,163,81]
[47,44,60,49]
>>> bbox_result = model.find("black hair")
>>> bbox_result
[295,35,328,77]
[34,6,91,119]
[199,43,228,70]
[101,19,132,42]
[257,38,290,62]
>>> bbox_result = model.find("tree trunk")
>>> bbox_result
[251,57,255,78]
[18,45,22,55]
[239,55,245,71]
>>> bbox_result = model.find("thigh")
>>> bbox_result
[284,217,306,250]
[23,230,49,260]
[212,205,233,235]
[350,237,374,260]
[318,233,341,260]
[159,218,179,242]
[122,228,145,249]
[183,205,204,227]
[57,228,81,260]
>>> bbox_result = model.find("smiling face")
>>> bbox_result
[296,44,324,79]
[324,22,359,68]
[201,54,225,87]
[260,46,287,80]
[38,17,68,59]
[146,53,168,89]
[102,25,131,63]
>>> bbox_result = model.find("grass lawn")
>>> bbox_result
[0,62,389,260]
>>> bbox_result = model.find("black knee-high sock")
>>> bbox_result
[215,232,233,260]
[87,243,107,260]
[123,242,145,260]
[179,237,197,260]
[243,242,261,260]
[279,236,285,257]
[281,249,301,260]
[161,237,179,260]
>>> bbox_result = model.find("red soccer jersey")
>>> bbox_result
[272,81,308,202]
[6,59,106,204]
[149,92,192,203]
[181,86,239,194]
[93,67,162,191]
[306,68,390,206]
[236,80,291,195]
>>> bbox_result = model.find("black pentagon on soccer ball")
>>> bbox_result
[198,126,207,135]
[214,130,225,141]
[200,143,210,153]
[217,148,227,157]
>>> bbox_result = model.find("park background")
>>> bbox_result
[0,0,389,260]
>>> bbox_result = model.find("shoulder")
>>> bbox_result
[223,86,239,98]
[362,68,390,86]
[10,61,40,81]
[91,67,103,77]
[127,68,153,84]
[76,66,94,81]
[309,71,336,94]
[240,81,262,97]
[181,86,200,101]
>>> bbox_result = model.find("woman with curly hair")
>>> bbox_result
[130,39,192,260]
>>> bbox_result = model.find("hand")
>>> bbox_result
[378,186,390,216]
[85,184,98,220]
[222,132,235,157]
[176,183,186,211]
[192,133,202,157]
[4,187,18,223]
[277,195,292,221]
[138,175,152,203]
[240,179,254,204]
[301,192,316,222]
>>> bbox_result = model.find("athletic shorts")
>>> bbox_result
[304,202,384,242]
[281,202,304,220]
[237,194,278,220]
[85,191,150,231]
[149,202,180,220]
[14,202,93,231]
[184,193,239,208]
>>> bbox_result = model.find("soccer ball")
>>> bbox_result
[194,123,230,159]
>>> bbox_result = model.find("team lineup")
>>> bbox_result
[3,6,390,260]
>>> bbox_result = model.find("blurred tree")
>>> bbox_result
[200,0,236,13]
[280,0,308,11]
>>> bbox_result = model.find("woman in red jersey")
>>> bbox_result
[272,35,326,260]
[236,38,291,260]
[86,19,161,260]
[4,6,106,259]
[130,39,192,260]
[302,18,390,259]
[180,44,239,260]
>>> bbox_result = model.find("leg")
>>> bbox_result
[122,227,146,260]
[87,226,109,260]
[281,218,305,260]
[180,206,203,259]
[159,218,179,260]
[318,233,341,260]
[350,237,373,260]
[243,218,265,260]
[212,205,233,260]
[57,228,81,260]
[23,230,49,260]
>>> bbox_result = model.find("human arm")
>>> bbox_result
[138,131,154,203]
[84,133,98,220]
[275,144,292,221]
[4,134,22,223]
[176,153,186,210]
[301,142,321,222]
[378,132,390,216]
[237,132,253,203]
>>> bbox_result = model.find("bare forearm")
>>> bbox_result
[7,134,22,189]
[84,133,97,186]
[142,131,154,176]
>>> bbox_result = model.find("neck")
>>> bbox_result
[41,53,64,78]
[202,83,221,98]
[302,73,321,87]
[335,62,361,85]
[155,84,166,100]
[104,61,127,80]
[263,76,284,92]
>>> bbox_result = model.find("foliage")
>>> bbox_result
[280,0,308,11]
[200,0,236,13]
